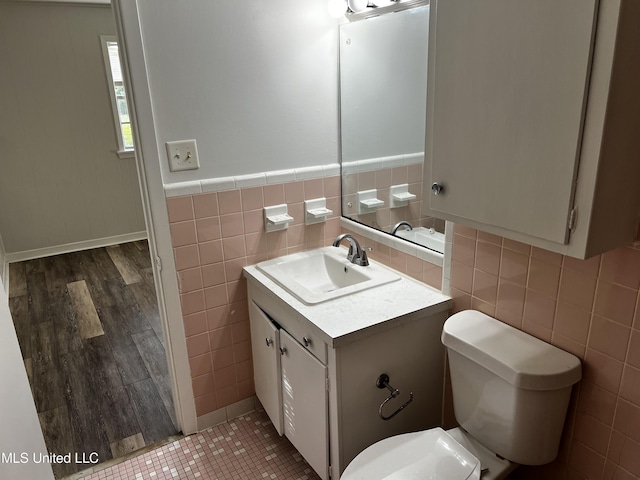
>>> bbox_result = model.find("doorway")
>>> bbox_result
[8,242,178,478]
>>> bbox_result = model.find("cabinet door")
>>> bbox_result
[425,0,598,244]
[280,329,329,480]
[249,301,284,435]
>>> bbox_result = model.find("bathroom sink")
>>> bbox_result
[396,227,445,253]
[255,246,400,304]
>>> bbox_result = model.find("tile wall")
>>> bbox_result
[166,175,444,421]
[342,159,444,233]
[449,224,640,480]
[166,174,635,479]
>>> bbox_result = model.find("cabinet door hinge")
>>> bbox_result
[568,207,578,231]
[155,255,162,271]
[326,378,330,392]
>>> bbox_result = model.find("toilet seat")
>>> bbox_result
[340,428,481,480]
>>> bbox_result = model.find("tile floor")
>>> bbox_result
[71,410,321,480]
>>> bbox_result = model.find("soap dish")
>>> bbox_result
[305,198,333,225]
[357,189,385,214]
[267,214,294,225]
[264,204,294,232]
[390,184,417,208]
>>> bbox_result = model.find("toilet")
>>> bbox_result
[341,310,582,480]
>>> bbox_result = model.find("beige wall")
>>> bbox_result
[0,2,145,257]
[449,224,640,480]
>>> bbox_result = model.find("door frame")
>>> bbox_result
[112,0,197,434]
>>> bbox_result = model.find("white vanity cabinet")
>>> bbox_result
[423,0,640,259]
[249,301,329,479]
[280,329,329,476]
[249,301,284,435]
[245,265,451,479]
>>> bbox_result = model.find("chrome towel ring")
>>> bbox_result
[376,373,414,421]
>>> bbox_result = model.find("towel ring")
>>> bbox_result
[376,373,414,421]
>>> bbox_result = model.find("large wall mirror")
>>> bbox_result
[339,4,444,253]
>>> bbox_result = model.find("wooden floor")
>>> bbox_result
[8,241,178,479]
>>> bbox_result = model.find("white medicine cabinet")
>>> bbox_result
[422,0,640,259]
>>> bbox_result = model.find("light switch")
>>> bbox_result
[166,139,200,172]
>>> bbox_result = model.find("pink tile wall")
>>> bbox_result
[343,164,442,232]
[167,176,445,419]
[167,177,344,417]
[449,224,640,480]
[341,229,444,291]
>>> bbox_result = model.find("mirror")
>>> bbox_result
[339,5,444,253]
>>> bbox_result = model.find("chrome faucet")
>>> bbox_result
[391,221,413,235]
[332,234,370,266]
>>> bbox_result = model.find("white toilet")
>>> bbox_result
[341,310,582,480]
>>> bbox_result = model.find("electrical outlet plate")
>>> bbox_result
[166,139,200,172]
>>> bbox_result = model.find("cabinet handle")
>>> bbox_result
[280,346,287,356]
[431,182,445,196]
[303,336,311,347]
[265,338,273,347]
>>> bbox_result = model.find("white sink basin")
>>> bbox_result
[255,246,400,304]
[396,227,445,253]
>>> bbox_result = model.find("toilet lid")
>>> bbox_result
[341,428,481,480]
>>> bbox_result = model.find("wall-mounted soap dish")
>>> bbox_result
[358,189,384,215]
[305,198,333,225]
[390,184,416,208]
[264,204,294,232]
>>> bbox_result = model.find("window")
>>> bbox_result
[101,35,134,156]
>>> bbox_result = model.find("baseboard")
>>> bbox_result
[196,396,259,432]
[4,231,148,263]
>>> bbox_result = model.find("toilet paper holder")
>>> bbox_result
[376,373,414,421]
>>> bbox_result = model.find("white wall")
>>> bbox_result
[0,2,146,256]
[340,7,428,163]
[0,281,54,480]
[134,0,339,184]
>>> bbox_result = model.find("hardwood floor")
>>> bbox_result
[8,241,178,479]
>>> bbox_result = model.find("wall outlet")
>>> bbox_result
[166,139,200,172]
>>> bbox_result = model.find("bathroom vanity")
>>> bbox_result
[243,248,450,479]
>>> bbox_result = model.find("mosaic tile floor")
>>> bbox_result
[74,410,321,480]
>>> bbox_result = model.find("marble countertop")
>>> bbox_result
[243,251,451,348]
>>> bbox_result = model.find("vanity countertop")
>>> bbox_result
[243,259,451,348]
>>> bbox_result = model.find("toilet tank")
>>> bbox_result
[442,310,581,466]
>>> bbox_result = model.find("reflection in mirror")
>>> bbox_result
[339,4,445,253]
